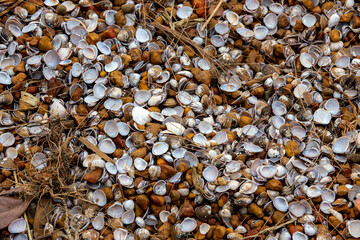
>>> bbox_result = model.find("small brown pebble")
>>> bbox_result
[135,194,149,211]
[170,190,181,201]
[265,179,283,191]
[248,203,264,218]
[348,154,360,163]
[294,20,304,32]
[183,45,196,58]
[353,16,360,29]
[230,215,240,228]
[1,178,13,190]
[114,11,127,26]
[272,210,286,223]
[340,12,353,23]
[336,185,349,196]
[278,14,289,28]
[14,61,26,73]
[12,73,27,85]
[176,162,189,173]
[328,216,341,227]
[289,225,303,234]
[82,168,103,184]
[251,86,264,98]
[1,170,12,177]
[22,3,37,14]
[150,49,163,64]
[336,174,350,185]
[38,36,53,52]
[179,199,195,218]
[285,140,300,157]
[121,3,135,14]
[213,226,226,239]
[303,0,315,10]
[157,222,171,239]
[159,165,176,180]
[86,32,101,45]
[191,68,212,85]
[55,4,67,15]
[149,194,165,206]
[329,29,340,42]
[321,2,334,12]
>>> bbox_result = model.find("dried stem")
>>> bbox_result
[200,0,223,32]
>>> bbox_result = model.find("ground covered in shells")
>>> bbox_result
[1,0,360,239]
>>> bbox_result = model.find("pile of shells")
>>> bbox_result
[1,0,360,239]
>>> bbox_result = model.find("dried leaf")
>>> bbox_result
[47,77,64,97]
[34,198,53,237]
[0,196,31,229]
[0,186,24,196]
[20,91,40,107]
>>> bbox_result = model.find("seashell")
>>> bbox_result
[292,231,308,240]
[313,108,331,125]
[92,213,105,231]
[44,50,60,69]
[0,72,11,85]
[93,83,107,99]
[199,223,210,235]
[332,137,349,154]
[203,165,218,182]
[289,201,306,217]
[93,189,107,207]
[215,22,229,35]
[83,68,98,84]
[328,13,340,28]
[166,122,185,136]
[8,218,27,233]
[306,186,322,198]
[245,0,260,11]
[118,174,134,187]
[273,196,288,212]
[254,25,268,40]
[0,132,15,147]
[177,6,193,19]
[132,106,151,126]
[135,29,151,43]
[300,53,315,68]
[239,180,257,194]
[122,210,135,224]
[98,138,116,154]
[258,165,277,178]
[104,99,123,111]
[108,202,124,218]
[180,218,197,232]
[264,13,277,29]
[83,45,98,60]
[347,220,360,238]
[269,3,284,14]
[152,142,169,156]
[302,14,317,28]
[134,158,147,171]
[104,120,118,138]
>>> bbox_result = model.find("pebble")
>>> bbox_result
[285,140,300,157]
[248,203,264,218]
[265,179,283,191]
[82,168,103,184]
